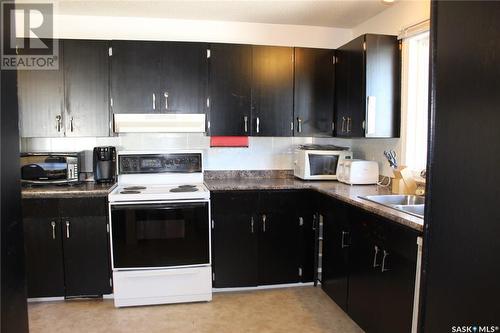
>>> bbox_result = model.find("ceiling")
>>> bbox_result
[51,0,394,28]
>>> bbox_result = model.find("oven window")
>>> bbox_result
[308,154,339,175]
[111,202,209,269]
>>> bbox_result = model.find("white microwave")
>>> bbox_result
[293,145,353,180]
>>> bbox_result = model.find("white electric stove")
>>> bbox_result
[108,151,212,308]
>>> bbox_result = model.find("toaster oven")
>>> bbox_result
[20,153,79,185]
[293,145,353,180]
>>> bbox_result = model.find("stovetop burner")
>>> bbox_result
[120,190,142,194]
[170,186,199,193]
[124,186,147,190]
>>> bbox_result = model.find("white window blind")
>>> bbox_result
[401,31,430,172]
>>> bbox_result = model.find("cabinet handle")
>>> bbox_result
[251,217,254,234]
[70,117,74,132]
[56,115,62,132]
[373,245,380,268]
[262,214,267,233]
[341,231,350,248]
[341,117,346,133]
[164,92,169,110]
[244,116,248,133]
[65,221,70,239]
[51,221,56,240]
[297,117,302,133]
[381,250,390,272]
[256,117,260,134]
[347,117,352,133]
[152,93,156,110]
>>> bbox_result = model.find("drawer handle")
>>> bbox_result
[65,221,70,239]
[381,250,390,272]
[51,221,56,240]
[373,245,380,268]
[341,231,350,248]
[127,270,197,278]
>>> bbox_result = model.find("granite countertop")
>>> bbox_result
[22,182,116,199]
[205,177,424,233]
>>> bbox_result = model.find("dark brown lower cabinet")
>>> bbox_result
[211,190,315,288]
[23,197,112,298]
[348,209,418,333]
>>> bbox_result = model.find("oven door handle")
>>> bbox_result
[111,203,207,211]
[125,269,198,278]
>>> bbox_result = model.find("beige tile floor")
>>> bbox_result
[28,286,363,333]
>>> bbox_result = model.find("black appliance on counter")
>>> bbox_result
[93,146,116,183]
[20,153,79,185]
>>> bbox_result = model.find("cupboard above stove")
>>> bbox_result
[17,34,400,139]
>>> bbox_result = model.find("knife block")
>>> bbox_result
[391,166,417,195]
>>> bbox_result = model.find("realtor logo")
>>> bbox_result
[1,1,58,69]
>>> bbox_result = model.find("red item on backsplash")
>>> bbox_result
[210,136,249,147]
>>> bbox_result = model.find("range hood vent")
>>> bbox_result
[113,114,206,133]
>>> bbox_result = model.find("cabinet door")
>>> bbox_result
[17,39,64,137]
[335,36,365,138]
[320,197,350,311]
[365,34,401,138]
[63,39,110,136]
[159,42,208,114]
[375,222,417,333]
[258,191,301,285]
[251,46,294,136]
[296,191,316,283]
[294,48,335,137]
[60,198,111,297]
[110,41,162,113]
[348,214,382,332]
[208,43,252,136]
[22,199,65,297]
[211,192,259,287]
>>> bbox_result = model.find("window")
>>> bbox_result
[401,31,430,172]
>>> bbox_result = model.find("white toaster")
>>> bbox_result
[337,160,379,185]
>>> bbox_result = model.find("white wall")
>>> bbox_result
[52,15,352,48]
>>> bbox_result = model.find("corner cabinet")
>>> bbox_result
[211,190,315,288]
[22,197,112,298]
[294,48,335,137]
[335,34,401,138]
[18,39,110,137]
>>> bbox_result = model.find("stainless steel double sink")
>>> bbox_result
[360,195,425,218]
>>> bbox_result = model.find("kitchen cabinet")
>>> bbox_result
[23,199,65,297]
[22,197,112,298]
[110,41,208,114]
[208,43,253,136]
[211,190,314,288]
[18,39,110,137]
[319,195,350,312]
[251,46,294,136]
[17,39,64,138]
[348,208,417,333]
[211,191,259,288]
[63,39,110,137]
[335,34,400,138]
[294,48,335,137]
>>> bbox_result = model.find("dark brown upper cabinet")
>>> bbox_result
[63,39,110,137]
[335,34,401,138]
[294,48,335,137]
[251,45,294,137]
[18,39,110,137]
[110,41,208,114]
[208,43,253,136]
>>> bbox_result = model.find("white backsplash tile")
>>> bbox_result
[21,134,400,173]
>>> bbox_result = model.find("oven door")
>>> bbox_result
[110,201,210,270]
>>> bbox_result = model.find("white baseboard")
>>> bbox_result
[212,282,315,293]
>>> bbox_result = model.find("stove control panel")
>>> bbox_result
[119,153,202,174]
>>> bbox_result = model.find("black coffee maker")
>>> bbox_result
[93,147,116,183]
